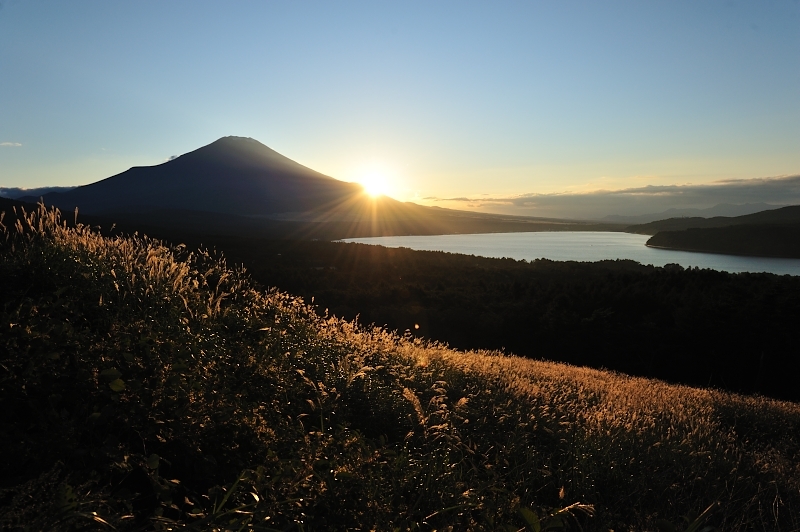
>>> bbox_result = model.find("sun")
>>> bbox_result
[359,171,391,198]
[351,162,400,199]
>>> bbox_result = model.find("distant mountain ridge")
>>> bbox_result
[603,203,778,225]
[627,204,800,235]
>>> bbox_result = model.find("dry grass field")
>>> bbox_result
[1,205,799,530]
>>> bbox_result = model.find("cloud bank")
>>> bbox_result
[426,174,800,220]
[0,142,22,147]
[0,186,76,200]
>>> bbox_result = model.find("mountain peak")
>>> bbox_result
[29,137,362,216]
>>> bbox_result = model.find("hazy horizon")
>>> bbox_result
[3,135,798,220]
[1,2,799,219]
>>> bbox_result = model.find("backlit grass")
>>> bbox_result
[1,205,798,530]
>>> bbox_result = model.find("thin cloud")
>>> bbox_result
[424,196,471,201]
[0,142,22,147]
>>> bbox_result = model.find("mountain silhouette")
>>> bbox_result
[22,136,619,239]
[27,136,364,217]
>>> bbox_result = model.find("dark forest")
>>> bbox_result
[184,236,800,403]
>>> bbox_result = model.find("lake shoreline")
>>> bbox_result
[343,231,800,276]
[643,242,786,260]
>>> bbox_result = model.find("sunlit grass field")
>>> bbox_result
[1,205,799,531]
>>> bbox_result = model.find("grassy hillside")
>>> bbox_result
[2,205,800,531]
[151,236,800,403]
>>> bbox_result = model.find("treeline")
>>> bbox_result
[189,237,800,402]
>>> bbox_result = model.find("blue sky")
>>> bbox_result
[1,1,799,217]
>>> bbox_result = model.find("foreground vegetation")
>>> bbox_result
[2,206,800,530]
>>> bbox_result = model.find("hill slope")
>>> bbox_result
[193,237,800,402]
[1,205,799,530]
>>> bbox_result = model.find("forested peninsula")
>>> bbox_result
[646,223,800,258]
[628,205,800,258]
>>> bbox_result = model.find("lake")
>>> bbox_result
[342,231,800,276]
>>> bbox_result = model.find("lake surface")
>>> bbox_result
[342,231,800,276]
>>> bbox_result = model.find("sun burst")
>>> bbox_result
[360,171,391,198]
